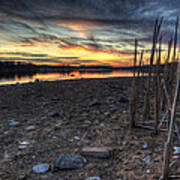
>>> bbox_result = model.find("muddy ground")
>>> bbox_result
[0,77,177,180]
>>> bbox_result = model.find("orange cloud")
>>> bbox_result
[59,45,132,56]
[59,45,104,54]
[57,21,103,37]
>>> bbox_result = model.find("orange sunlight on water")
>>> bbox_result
[0,71,133,86]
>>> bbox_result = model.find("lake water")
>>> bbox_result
[0,70,133,86]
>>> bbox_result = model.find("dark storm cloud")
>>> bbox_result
[0,3,162,34]
[0,0,178,21]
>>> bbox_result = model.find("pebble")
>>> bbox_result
[84,120,91,125]
[104,112,110,116]
[42,102,48,106]
[18,145,27,150]
[9,120,20,127]
[18,141,30,149]
[52,136,58,139]
[82,139,89,144]
[89,100,101,107]
[118,96,129,103]
[3,131,9,135]
[32,164,50,174]
[26,126,35,131]
[106,97,115,104]
[173,146,180,155]
[20,141,30,145]
[173,155,179,159]
[146,169,151,174]
[49,112,60,118]
[53,154,87,170]
[122,141,127,145]
[143,156,151,164]
[86,177,101,180]
[99,123,105,127]
[22,117,28,122]
[74,136,80,141]
[142,144,148,149]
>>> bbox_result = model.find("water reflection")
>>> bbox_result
[0,70,133,85]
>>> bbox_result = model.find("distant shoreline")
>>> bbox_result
[0,61,177,86]
[0,60,177,73]
[0,73,134,87]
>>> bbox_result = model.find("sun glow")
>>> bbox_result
[58,45,133,66]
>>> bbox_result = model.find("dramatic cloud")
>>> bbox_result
[0,0,179,66]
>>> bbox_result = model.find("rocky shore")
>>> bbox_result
[0,78,168,179]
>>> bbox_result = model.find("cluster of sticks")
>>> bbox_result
[129,17,180,180]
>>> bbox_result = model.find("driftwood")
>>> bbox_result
[136,124,168,132]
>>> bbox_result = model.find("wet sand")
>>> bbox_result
[0,77,169,180]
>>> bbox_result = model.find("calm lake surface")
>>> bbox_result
[0,70,133,86]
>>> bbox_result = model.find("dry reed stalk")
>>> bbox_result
[166,37,173,65]
[173,17,179,61]
[129,39,138,129]
[162,37,173,111]
[170,17,179,104]
[143,18,162,121]
[164,37,173,83]
[158,80,170,128]
[162,62,180,180]
[142,61,145,77]
[138,50,144,77]
[155,34,162,133]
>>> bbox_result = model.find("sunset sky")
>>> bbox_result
[0,0,179,67]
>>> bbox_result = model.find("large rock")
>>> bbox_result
[53,154,87,170]
[81,147,112,159]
